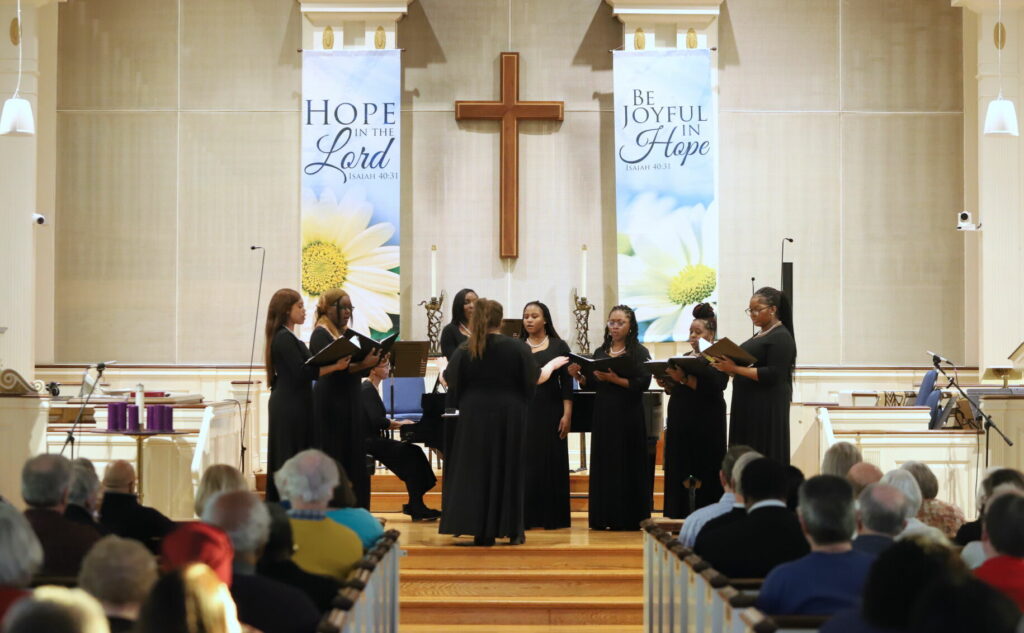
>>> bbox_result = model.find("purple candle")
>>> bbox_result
[165,405,174,431]
[106,404,118,431]
[146,406,160,431]
[127,405,140,431]
[113,402,127,431]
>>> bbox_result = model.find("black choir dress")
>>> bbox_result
[662,360,728,518]
[439,322,467,361]
[587,345,653,531]
[523,338,573,530]
[439,335,539,540]
[267,327,320,501]
[309,326,371,509]
[727,325,797,465]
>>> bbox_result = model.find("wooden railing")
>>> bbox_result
[641,520,827,633]
[318,529,402,633]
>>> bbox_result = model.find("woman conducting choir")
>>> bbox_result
[570,305,653,531]
[711,287,796,464]
[264,289,350,501]
[521,301,573,530]
[439,298,539,545]
[658,303,728,517]
[309,288,381,509]
[439,288,478,361]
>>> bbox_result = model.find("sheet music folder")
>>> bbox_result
[305,336,360,366]
[699,337,757,366]
[568,353,637,382]
[343,329,399,363]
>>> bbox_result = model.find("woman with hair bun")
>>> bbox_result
[712,286,797,464]
[659,303,728,517]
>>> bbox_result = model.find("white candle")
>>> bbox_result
[581,244,588,299]
[430,245,437,298]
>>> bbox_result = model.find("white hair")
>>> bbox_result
[68,461,101,508]
[21,454,72,508]
[732,451,763,498]
[201,491,271,555]
[0,502,43,586]
[881,469,923,518]
[2,586,109,633]
[274,449,339,504]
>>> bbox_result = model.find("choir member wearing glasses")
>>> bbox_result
[264,289,351,501]
[658,303,728,517]
[309,288,382,509]
[711,287,796,464]
[569,305,653,531]
[520,301,573,530]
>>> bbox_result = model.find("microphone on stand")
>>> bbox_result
[781,238,794,303]
[241,246,267,472]
[750,277,756,336]
[60,361,113,459]
[927,350,955,366]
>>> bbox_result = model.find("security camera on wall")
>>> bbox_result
[956,210,979,231]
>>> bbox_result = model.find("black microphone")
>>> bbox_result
[96,360,117,372]
[251,245,263,250]
[927,350,955,366]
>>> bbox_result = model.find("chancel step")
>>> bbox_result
[402,545,642,570]
[400,596,643,626]
[401,568,642,597]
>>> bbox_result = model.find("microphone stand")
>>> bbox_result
[241,246,266,473]
[60,363,106,459]
[934,359,1012,468]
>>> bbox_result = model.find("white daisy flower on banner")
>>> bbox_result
[301,189,400,334]
[618,193,718,342]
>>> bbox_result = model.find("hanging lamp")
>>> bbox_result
[984,0,1018,136]
[0,0,34,136]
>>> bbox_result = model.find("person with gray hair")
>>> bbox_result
[78,535,156,633]
[852,483,907,556]
[901,460,965,539]
[880,468,947,543]
[65,459,107,536]
[690,450,764,546]
[756,475,874,616]
[821,442,862,478]
[0,502,43,620]
[677,445,755,548]
[274,449,363,581]
[21,454,100,576]
[1,585,110,633]
[202,490,320,633]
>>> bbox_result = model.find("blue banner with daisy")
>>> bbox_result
[300,50,401,339]
[613,49,717,343]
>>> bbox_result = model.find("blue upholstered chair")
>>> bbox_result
[381,377,425,422]
[925,389,943,428]
[914,369,938,406]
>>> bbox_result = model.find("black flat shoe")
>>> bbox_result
[403,503,442,521]
[508,533,525,545]
[473,536,496,546]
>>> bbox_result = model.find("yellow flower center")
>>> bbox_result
[302,240,349,297]
[667,264,716,306]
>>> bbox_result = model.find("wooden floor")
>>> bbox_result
[384,496,646,633]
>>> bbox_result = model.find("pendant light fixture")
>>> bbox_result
[0,0,34,136]
[984,0,1019,136]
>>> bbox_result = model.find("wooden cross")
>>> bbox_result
[455,52,564,259]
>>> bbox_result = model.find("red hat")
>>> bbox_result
[160,522,234,585]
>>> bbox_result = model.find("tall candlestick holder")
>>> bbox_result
[420,290,445,357]
[571,288,595,354]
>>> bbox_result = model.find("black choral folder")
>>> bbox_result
[343,329,399,363]
[568,353,637,383]
[305,336,360,366]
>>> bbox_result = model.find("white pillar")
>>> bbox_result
[956,0,1024,372]
[605,0,725,51]
[298,0,412,51]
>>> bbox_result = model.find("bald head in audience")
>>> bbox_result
[848,462,883,496]
[102,461,136,495]
[858,484,907,537]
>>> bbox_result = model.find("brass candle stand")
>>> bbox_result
[420,290,445,357]
[572,289,595,355]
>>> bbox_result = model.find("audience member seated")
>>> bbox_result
[257,503,341,613]
[847,462,883,497]
[0,503,43,620]
[852,483,907,556]
[203,490,320,633]
[100,461,175,553]
[757,475,873,616]
[326,466,384,549]
[21,454,101,576]
[78,535,157,633]
[161,522,235,585]
[65,459,108,536]
[821,536,966,633]
[955,467,1024,546]
[901,461,965,540]
[691,450,763,548]
[822,442,862,478]
[879,469,946,542]
[1,586,110,633]
[275,449,364,581]
[677,445,754,548]
[908,574,1020,633]
[974,490,1024,610]
[784,465,805,512]
[194,464,248,519]
[135,563,244,633]
[695,457,809,579]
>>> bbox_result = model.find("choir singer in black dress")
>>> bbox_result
[658,303,728,517]
[439,288,478,361]
[264,288,351,501]
[569,305,653,531]
[308,288,382,509]
[520,301,573,530]
[439,298,539,546]
[712,287,797,464]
